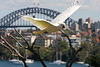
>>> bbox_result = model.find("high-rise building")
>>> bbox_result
[86,17,93,23]
[83,22,88,31]
[78,18,84,30]
[86,17,93,28]
[95,21,100,35]
[71,22,79,31]
[91,23,95,32]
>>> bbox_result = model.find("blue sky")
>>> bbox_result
[0,0,100,22]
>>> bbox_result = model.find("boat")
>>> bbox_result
[25,50,34,64]
[13,59,34,64]
[51,51,66,65]
[25,59,34,63]
[9,44,21,64]
[9,58,34,64]
[77,62,89,66]
[53,60,66,65]
[9,59,19,62]
[9,59,23,65]
[9,49,34,64]
[77,62,84,64]
[13,60,23,65]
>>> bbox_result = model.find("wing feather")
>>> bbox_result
[52,0,83,26]
[22,16,54,30]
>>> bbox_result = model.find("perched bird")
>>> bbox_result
[22,0,83,35]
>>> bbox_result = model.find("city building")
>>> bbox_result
[19,32,36,46]
[88,30,92,36]
[78,18,84,30]
[66,35,81,48]
[86,17,93,23]
[21,32,53,47]
[71,22,79,31]
[83,22,88,31]
[85,17,93,29]
[95,21,100,35]
[81,32,88,36]
[91,23,95,32]
[35,35,53,47]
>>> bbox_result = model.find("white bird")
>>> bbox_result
[22,0,83,35]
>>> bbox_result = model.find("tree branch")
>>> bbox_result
[0,36,28,67]
[9,34,27,49]
[29,48,47,67]
[61,30,76,52]
[14,28,30,49]
[1,36,23,58]
[69,47,83,67]
[60,30,83,67]
[31,38,37,49]
[14,28,47,67]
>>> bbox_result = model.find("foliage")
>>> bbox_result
[1,36,100,67]
[38,41,69,61]
[0,45,11,60]
[63,29,75,36]
[85,55,100,67]
[77,42,100,67]
[98,35,100,39]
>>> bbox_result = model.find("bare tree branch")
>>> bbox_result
[29,48,47,67]
[69,47,83,67]
[60,30,83,67]
[0,36,28,67]
[1,36,23,58]
[61,30,75,51]
[9,34,27,49]
[14,28,30,49]
[14,28,47,67]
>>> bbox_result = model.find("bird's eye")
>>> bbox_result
[61,24,65,28]
[62,25,65,28]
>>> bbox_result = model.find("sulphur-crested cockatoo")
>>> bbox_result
[22,0,83,34]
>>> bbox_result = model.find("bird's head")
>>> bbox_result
[59,23,67,30]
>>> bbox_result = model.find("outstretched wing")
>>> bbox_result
[22,16,55,30]
[52,0,83,26]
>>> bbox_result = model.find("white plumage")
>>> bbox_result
[22,0,83,34]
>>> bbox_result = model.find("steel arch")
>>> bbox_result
[0,7,76,28]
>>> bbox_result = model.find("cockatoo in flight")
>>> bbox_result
[22,0,83,35]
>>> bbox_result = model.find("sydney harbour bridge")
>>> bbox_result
[0,7,76,29]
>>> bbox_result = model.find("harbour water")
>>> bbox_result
[0,60,88,67]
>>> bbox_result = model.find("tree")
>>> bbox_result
[0,36,28,67]
[85,55,100,67]
[61,30,83,67]
[0,28,83,67]
[0,28,47,67]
